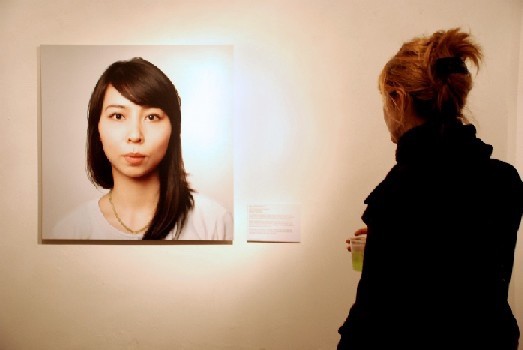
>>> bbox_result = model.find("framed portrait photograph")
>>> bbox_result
[40,45,234,242]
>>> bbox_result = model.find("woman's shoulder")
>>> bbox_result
[190,193,232,225]
[180,193,233,240]
[49,198,146,240]
[47,199,100,240]
[485,159,523,207]
[192,193,228,212]
[487,159,521,181]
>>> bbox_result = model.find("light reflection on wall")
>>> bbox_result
[180,54,233,212]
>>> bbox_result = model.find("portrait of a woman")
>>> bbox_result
[42,48,233,241]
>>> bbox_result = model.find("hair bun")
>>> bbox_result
[434,57,469,81]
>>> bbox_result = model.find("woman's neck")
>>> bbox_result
[99,171,160,234]
[110,171,160,210]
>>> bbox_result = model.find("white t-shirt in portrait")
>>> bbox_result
[50,193,233,240]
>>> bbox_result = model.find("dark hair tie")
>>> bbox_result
[434,56,469,79]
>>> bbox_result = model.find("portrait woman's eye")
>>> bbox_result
[146,113,161,121]
[109,113,124,120]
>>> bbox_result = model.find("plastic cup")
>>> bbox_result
[350,236,366,272]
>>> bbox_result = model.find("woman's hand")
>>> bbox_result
[346,227,368,252]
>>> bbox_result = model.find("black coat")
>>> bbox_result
[338,121,523,350]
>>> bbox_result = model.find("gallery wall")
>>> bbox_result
[1,0,521,349]
[514,2,523,335]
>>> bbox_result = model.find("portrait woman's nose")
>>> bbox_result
[127,117,143,144]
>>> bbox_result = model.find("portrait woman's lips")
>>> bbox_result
[124,153,146,165]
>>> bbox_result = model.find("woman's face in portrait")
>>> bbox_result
[98,85,172,180]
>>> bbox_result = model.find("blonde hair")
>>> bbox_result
[379,28,482,131]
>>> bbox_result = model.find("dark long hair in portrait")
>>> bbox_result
[86,58,194,240]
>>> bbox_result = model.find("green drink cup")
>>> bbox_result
[351,236,366,272]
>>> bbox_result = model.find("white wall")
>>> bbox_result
[513,2,523,338]
[0,0,521,349]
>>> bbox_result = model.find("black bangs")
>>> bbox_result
[107,59,181,130]
[109,60,166,106]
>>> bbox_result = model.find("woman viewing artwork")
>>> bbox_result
[48,57,233,240]
[338,28,522,349]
